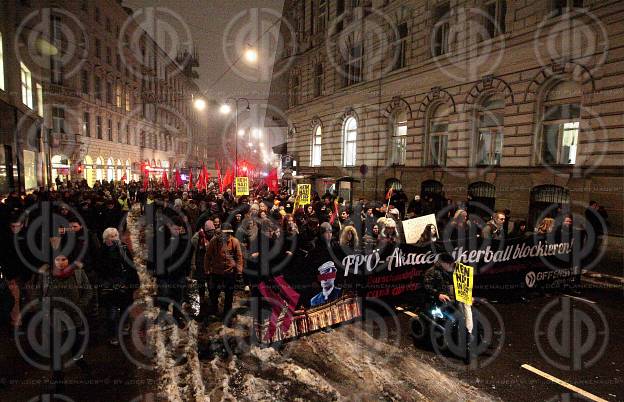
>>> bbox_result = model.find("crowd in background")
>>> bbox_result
[0,177,610,369]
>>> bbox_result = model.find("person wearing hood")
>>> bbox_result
[95,228,137,345]
[33,254,93,375]
[204,223,243,321]
[191,220,216,313]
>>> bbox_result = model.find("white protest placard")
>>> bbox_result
[402,214,438,244]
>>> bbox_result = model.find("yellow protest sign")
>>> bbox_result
[297,184,311,205]
[453,262,474,305]
[235,176,249,196]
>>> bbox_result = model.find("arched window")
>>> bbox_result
[476,95,504,166]
[342,116,357,167]
[427,104,449,166]
[528,184,570,227]
[95,157,104,181]
[468,181,496,217]
[390,110,408,165]
[311,125,322,166]
[106,157,114,181]
[421,179,443,196]
[541,81,581,165]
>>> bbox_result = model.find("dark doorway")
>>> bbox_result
[468,181,496,219]
[528,185,570,227]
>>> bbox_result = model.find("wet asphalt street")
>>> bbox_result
[384,282,624,402]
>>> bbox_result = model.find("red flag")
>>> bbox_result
[175,169,183,189]
[385,186,394,200]
[266,168,279,193]
[196,168,204,190]
[142,174,148,191]
[121,173,127,183]
[223,168,234,188]
[162,171,169,188]
[188,168,193,189]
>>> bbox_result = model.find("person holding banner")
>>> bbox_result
[423,253,476,363]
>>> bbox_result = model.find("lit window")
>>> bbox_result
[541,81,581,165]
[83,112,90,137]
[428,104,449,166]
[125,91,131,112]
[312,125,322,166]
[21,62,33,108]
[343,117,357,167]
[116,84,122,108]
[477,96,504,165]
[36,83,43,117]
[390,110,408,165]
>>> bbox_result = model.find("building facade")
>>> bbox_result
[269,0,624,233]
[1,0,215,193]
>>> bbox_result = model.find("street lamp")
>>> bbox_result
[219,104,231,114]
[193,98,206,111]
[244,47,258,63]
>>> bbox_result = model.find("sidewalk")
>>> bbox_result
[582,235,624,287]
[0,322,155,401]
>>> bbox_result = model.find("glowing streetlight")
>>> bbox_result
[219,104,232,114]
[238,129,245,137]
[193,98,206,111]
[244,47,258,63]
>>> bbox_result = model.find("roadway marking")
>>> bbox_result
[562,294,597,304]
[521,364,608,402]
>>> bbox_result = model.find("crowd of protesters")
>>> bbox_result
[0,176,610,373]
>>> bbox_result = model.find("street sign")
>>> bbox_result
[359,164,368,176]
[235,176,249,196]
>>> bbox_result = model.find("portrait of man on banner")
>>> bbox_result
[310,261,342,307]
